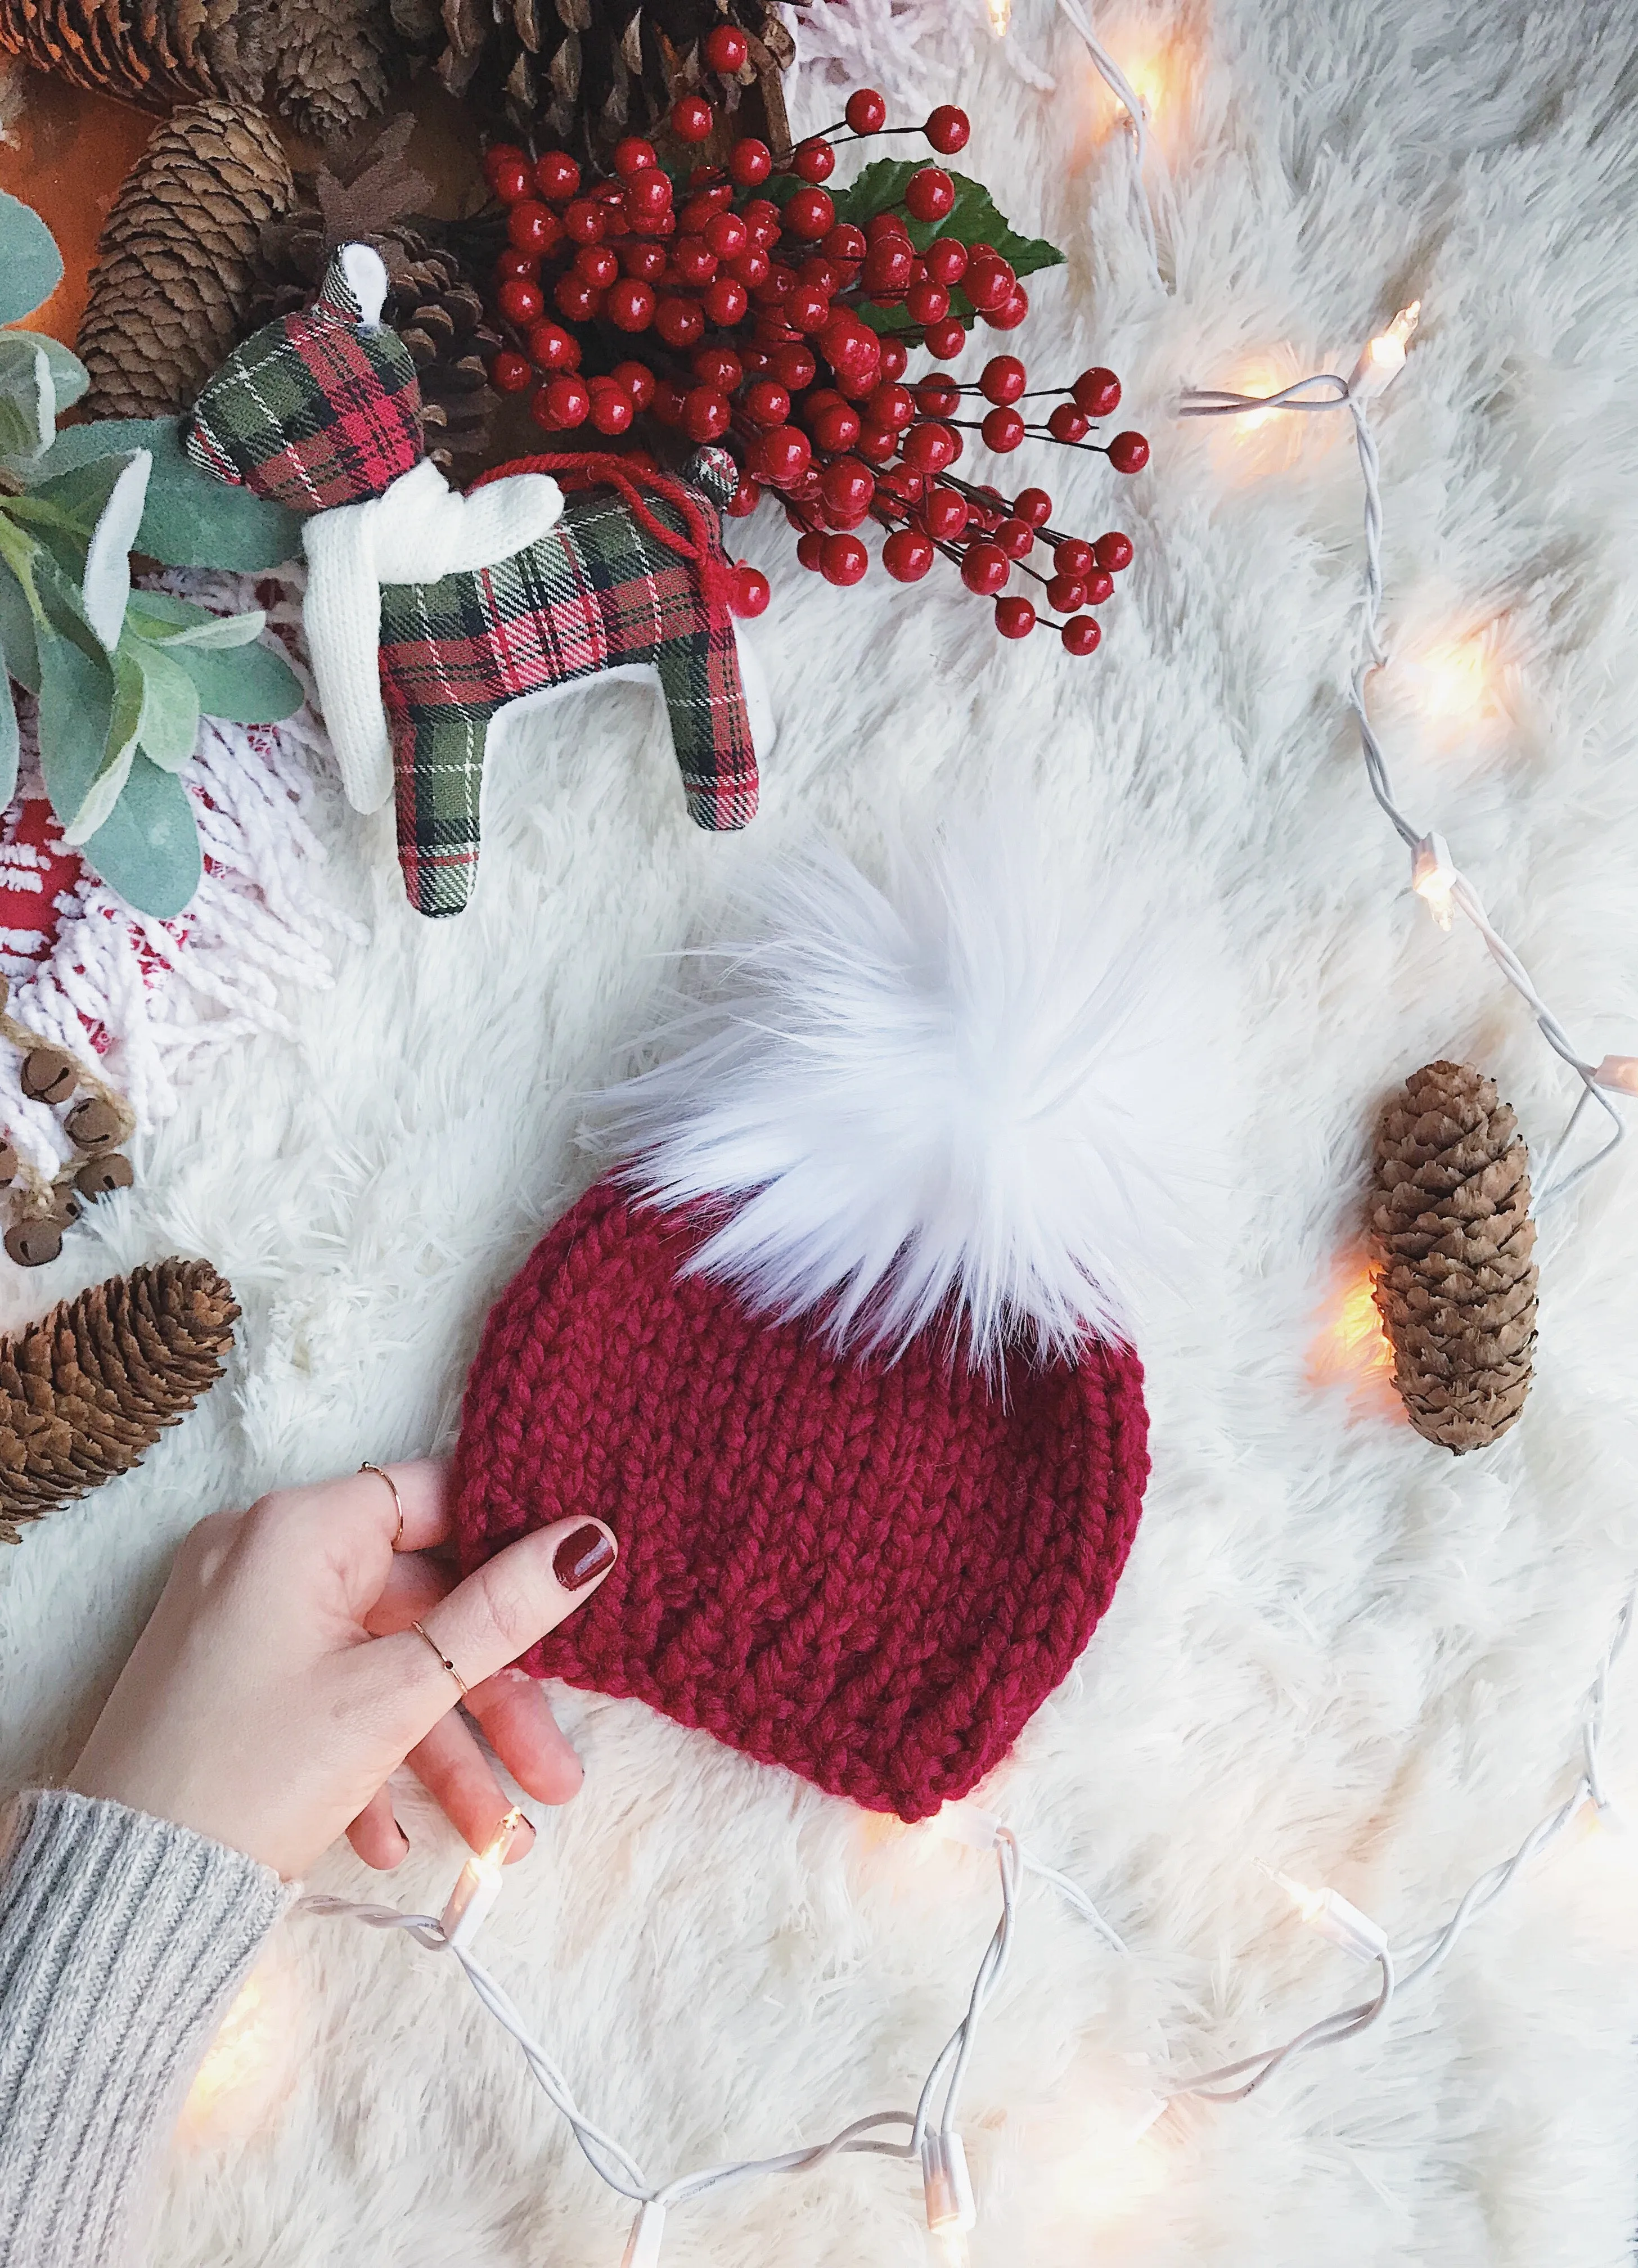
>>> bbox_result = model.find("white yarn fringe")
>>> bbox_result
[784,0,958,105]
[0,572,364,1178]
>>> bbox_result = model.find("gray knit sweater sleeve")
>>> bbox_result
[0,1789,294,2268]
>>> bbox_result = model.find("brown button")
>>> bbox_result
[20,1047,76,1105]
[0,1144,16,1187]
[65,1097,122,1151]
[75,1153,134,1200]
[553,1523,616,1590]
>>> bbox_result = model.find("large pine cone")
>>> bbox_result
[0,0,396,140]
[0,1258,239,1541]
[1369,1060,1538,1452]
[78,104,295,420]
[435,0,797,164]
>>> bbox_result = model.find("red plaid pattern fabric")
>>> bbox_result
[379,480,758,916]
[187,302,423,510]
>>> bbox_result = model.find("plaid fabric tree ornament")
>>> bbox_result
[186,247,764,916]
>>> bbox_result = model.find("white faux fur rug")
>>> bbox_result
[8,1,1638,2261]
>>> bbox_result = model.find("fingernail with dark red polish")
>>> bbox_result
[554,1523,615,1589]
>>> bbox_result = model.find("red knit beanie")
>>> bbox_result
[455,822,1209,1820]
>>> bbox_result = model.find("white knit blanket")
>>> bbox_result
[4,2,1638,2263]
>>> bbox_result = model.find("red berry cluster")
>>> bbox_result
[483,87,1148,651]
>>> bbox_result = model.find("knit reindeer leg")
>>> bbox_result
[653,622,760,831]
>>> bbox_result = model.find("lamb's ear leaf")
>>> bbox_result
[126,635,201,770]
[0,190,64,326]
[0,335,55,461]
[24,417,303,570]
[36,609,118,843]
[164,632,303,723]
[0,559,42,694]
[78,751,202,918]
[0,673,17,813]
[61,648,145,844]
[80,454,152,650]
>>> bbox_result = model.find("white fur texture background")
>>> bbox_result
[8,1,1638,2261]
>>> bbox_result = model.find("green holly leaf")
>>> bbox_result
[817,160,1065,335]
[25,417,303,570]
[78,752,202,918]
[0,189,64,327]
[162,632,303,724]
[125,634,201,771]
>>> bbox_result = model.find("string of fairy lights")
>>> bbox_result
[291,11,1638,2265]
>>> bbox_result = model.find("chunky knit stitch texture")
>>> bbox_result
[453,1179,1150,1821]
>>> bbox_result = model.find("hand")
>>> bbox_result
[68,1460,615,1882]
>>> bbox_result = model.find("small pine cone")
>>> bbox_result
[261,0,398,142]
[78,104,295,420]
[434,0,796,165]
[0,1259,238,1541]
[1369,1060,1538,1453]
[386,248,502,471]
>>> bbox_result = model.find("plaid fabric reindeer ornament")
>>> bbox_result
[185,246,766,916]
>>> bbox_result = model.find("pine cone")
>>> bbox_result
[1369,1060,1538,1453]
[78,104,295,421]
[251,119,501,470]
[0,1259,239,1542]
[435,0,798,165]
[0,0,397,138]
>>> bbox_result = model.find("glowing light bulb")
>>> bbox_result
[1263,1865,1388,1961]
[986,0,1012,34]
[1349,301,1421,400]
[441,1806,529,1951]
[1594,1055,1638,1096]
[1411,831,1458,930]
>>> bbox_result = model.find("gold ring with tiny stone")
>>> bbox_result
[410,1619,469,1699]
[359,1462,405,1550]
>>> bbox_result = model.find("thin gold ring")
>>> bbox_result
[410,1620,469,1699]
[359,1461,404,1550]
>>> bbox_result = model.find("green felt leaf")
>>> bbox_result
[79,752,202,919]
[0,562,40,695]
[62,647,145,843]
[126,635,201,770]
[0,190,64,327]
[0,672,17,812]
[25,417,304,569]
[164,632,303,723]
[0,335,54,460]
[37,611,118,843]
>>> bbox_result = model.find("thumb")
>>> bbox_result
[359,1517,616,1745]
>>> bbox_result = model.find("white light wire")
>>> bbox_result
[299,1582,1633,2244]
[1177,358,1627,1202]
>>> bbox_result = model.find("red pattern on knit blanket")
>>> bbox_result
[452,1178,1150,1821]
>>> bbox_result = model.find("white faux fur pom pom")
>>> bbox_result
[596,816,1227,1366]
